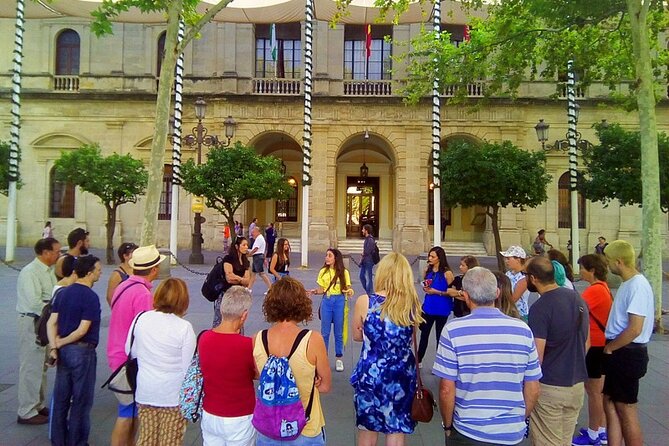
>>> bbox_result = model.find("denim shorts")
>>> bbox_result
[118,402,137,418]
[252,255,265,273]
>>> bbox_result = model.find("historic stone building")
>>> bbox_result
[0,2,667,258]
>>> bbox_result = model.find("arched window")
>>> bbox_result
[56,29,80,75]
[157,31,166,76]
[49,167,75,218]
[159,164,172,220]
[558,171,585,229]
[276,177,298,222]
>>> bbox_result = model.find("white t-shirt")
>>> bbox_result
[252,234,266,256]
[126,310,196,407]
[605,274,655,344]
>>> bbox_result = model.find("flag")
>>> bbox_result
[365,24,372,59]
[270,23,278,61]
[463,25,471,42]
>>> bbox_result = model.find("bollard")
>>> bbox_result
[157,248,172,280]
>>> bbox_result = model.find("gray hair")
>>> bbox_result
[462,267,497,306]
[220,286,252,321]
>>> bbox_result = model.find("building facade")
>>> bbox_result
[0,8,667,257]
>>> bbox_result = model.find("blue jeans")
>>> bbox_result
[359,260,374,296]
[51,344,97,446]
[320,294,345,357]
[257,428,326,445]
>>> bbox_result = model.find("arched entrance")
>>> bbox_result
[438,134,486,243]
[247,132,303,237]
[336,131,395,240]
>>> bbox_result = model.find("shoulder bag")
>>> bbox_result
[410,326,435,422]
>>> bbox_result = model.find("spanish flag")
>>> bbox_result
[365,24,372,59]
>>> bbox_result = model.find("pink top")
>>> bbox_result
[106,276,153,370]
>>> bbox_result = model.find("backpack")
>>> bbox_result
[201,256,225,302]
[179,330,207,423]
[371,241,381,265]
[252,329,315,441]
[34,287,65,347]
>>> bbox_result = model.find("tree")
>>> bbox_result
[439,140,551,271]
[180,142,293,243]
[581,123,669,211]
[54,144,148,264]
[0,140,21,196]
[382,0,667,330]
[91,0,235,247]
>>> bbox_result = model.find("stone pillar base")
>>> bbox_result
[307,222,331,253]
[398,226,426,256]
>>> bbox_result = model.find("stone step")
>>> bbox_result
[440,241,489,257]
[336,239,393,255]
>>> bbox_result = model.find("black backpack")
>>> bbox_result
[371,241,381,265]
[35,287,65,347]
[201,256,225,302]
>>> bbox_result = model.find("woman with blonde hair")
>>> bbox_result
[126,278,196,446]
[351,252,425,446]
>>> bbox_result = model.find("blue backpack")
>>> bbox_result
[252,329,315,441]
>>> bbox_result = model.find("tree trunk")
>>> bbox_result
[488,205,505,272]
[627,0,664,332]
[105,204,117,265]
[140,0,182,246]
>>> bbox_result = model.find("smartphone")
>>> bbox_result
[421,280,430,288]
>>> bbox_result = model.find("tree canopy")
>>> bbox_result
[54,144,148,263]
[0,140,21,196]
[180,142,293,238]
[440,139,551,270]
[581,123,669,211]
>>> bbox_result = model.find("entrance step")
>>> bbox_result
[286,238,301,253]
[441,241,489,257]
[337,239,393,255]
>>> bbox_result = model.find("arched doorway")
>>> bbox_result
[439,134,487,243]
[247,132,303,237]
[336,131,395,240]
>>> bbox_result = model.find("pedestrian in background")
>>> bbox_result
[359,224,376,296]
[269,238,291,282]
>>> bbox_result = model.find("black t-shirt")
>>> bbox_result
[528,287,589,386]
[450,275,470,317]
[53,283,101,346]
[221,253,249,293]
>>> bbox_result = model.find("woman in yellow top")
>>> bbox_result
[310,248,354,373]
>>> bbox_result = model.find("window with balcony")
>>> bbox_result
[276,177,298,222]
[558,171,586,229]
[255,23,302,79]
[54,29,80,91]
[49,167,75,218]
[159,164,172,220]
[344,25,392,80]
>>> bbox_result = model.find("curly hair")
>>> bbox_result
[263,276,313,323]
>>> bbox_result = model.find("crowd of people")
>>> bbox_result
[14,222,655,446]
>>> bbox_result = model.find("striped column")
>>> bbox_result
[566,59,580,273]
[431,0,442,247]
[300,0,314,267]
[169,19,185,263]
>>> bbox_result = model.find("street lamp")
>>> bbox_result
[183,97,236,264]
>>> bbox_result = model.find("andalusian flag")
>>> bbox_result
[270,23,278,61]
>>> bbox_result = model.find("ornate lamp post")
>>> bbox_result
[183,97,236,264]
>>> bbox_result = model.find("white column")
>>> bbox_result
[301,0,314,267]
[169,19,185,264]
[431,0,442,247]
[567,59,580,274]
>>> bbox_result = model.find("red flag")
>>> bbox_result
[463,25,471,42]
[365,24,372,59]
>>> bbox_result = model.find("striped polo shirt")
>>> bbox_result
[433,307,542,445]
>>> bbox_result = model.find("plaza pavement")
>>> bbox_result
[1,246,668,446]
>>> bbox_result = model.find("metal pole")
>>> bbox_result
[169,19,185,265]
[301,0,314,267]
[6,0,24,262]
[432,0,442,247]
[189,120,204,264]
[567,60,580,274]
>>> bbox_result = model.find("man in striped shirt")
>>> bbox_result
[433,267,542,445]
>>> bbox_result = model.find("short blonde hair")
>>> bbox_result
[604,240,636,268]
[373,252,424,327]
[153,278,190,316]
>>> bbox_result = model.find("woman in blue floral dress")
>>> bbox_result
[350,252,425,446]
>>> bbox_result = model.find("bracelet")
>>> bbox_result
[441,422,453,431]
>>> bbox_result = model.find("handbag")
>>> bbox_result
[410,326,435,423]
[179,330,207,422]
[101,311,145,406]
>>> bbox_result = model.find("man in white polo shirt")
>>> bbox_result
[248,226,271,293]
[603,240,654,446]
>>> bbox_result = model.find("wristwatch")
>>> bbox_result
[441,421,453,431]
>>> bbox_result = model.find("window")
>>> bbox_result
[56,29,80,75]
[156,31,166,77]
[276,178,298,222]
[255,23,302,78]
[558,171,585,229]
[159,165,173,220]
[49,167,75,218]
[344,25,392,80]
[428,187,451,226]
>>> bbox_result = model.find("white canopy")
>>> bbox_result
[0,0,480,24]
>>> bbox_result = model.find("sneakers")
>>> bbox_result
[572,429,603,446]
[335,359,344,372]
[577,428,607,445]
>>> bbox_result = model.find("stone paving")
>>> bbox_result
[1,247,668,446]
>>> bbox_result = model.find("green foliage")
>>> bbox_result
[180,142,293,221]
[91,0,202,37]
[580,123,669,211]
[54,144,148,210]
[439,140,551,210]
[0,140,21,196]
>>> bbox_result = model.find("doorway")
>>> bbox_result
[346,177,379,238]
